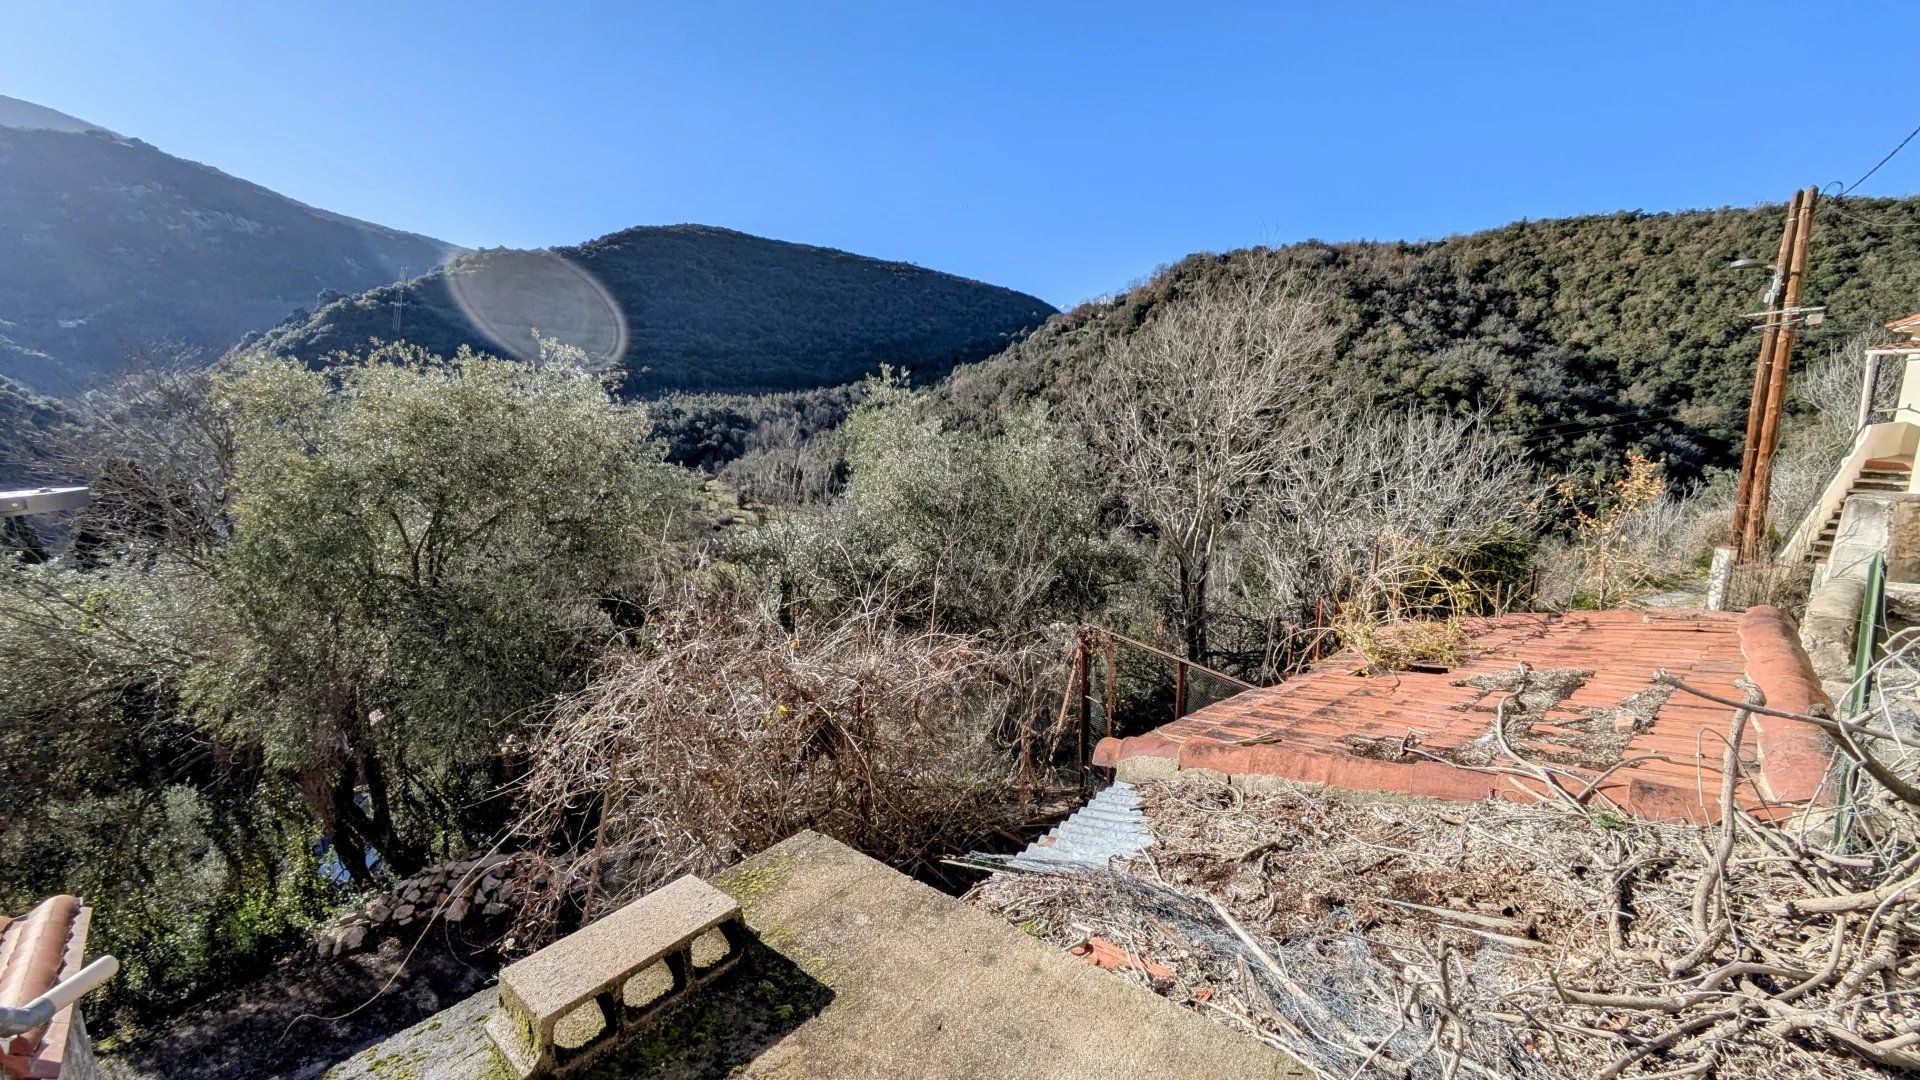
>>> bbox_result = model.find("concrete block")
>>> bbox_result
[1893,500,1920,585]
[621,962,673,1009]
[1706,545,1735,611]
[487,874,742,1076]
[689,928,730,972]
[1801,575,1865,703]
[550,1001,605,1050]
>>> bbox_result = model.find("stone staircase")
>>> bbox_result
[1810,457,1912,560]
[1002,781,1151,871]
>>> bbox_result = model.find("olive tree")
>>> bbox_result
[184,343,689,878]
[745,379,1116,635]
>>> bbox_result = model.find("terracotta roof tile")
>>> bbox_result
[1094,607,1835,824]
[0,895,91,1079]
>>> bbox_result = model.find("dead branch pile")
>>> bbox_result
[972,670,1920,1078]
[507,587,1068,947]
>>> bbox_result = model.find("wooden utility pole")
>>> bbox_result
[1731,191,1801,553]
[1732,186,1819,560]
[1747,187,1819,556]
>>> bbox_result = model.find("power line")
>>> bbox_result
[1820,190,1920,232]
[1516,402,1679,437]
[1813,120,1920,233]
[1842,120,1920,195]
[1516,408,1690,446]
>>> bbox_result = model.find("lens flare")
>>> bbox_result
[445,249,628,370]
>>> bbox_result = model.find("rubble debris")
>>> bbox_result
[314,853,523,959]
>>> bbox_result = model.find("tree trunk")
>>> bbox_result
[298,746,425,884]
[358,745,423,873]
[1177,553,1209,664]
[324,763,379,887]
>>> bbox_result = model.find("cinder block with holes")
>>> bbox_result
[484,875,744,1077]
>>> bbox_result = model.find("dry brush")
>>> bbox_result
[506,586,1072,946]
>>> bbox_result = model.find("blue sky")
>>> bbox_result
[5,1,1916,307]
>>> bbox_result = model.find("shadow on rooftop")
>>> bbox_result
[577,938,832,1079]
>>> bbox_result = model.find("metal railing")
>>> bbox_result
[0,955,118,1037]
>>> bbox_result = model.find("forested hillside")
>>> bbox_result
[252,225,1057,394]
[939,196,1920,480]
[0,97,458,392]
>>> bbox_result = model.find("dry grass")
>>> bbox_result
[1340,618,1474,674]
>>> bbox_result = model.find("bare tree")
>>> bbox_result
[1073,268,1337,662]
[1795,329,1892,457]
[51,354,234,568]
[1226,409,1538,674]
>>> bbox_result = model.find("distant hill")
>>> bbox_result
[937,197,1920,480]
[251,225,1058,394]
[0,97,114,135]
[0,96,460,392]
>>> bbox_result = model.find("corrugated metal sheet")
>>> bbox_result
[1000,782,1150,872]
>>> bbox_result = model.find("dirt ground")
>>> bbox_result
[98,933,501,1080]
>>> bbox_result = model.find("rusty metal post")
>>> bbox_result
[1102,632,1118,737]
[1173,659,1188,719]
[1732,190,1804,555]
[1312,597,1325,664]
[1075,631,1091,790]
[1745,186,1819,559]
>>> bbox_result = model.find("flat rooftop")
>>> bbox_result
[1094,608,1833,822]
[325,832,1308,1079]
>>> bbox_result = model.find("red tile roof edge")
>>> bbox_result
[0,895,90,1080]
[1092,732,1174,768]
[1740,606,1835,804]
[1094,607,1839,823]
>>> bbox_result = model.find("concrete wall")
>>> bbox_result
[1783,424,1920,565]
[1803,493,1920,704]
[62,1008,100,1080]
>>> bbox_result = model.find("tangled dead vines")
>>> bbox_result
[505,586,1072,948]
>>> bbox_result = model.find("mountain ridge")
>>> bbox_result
[930,196,1920,480]
[251,223,1058,394]
[0,94,114,135]
[0,99,461,392]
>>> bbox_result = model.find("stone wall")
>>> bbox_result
[315,854,524,959]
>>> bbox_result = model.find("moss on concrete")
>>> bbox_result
[470,1051,517,1080]
[574,941,830,1079]
[717,851,796,915]
[339,1045,424,1080]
